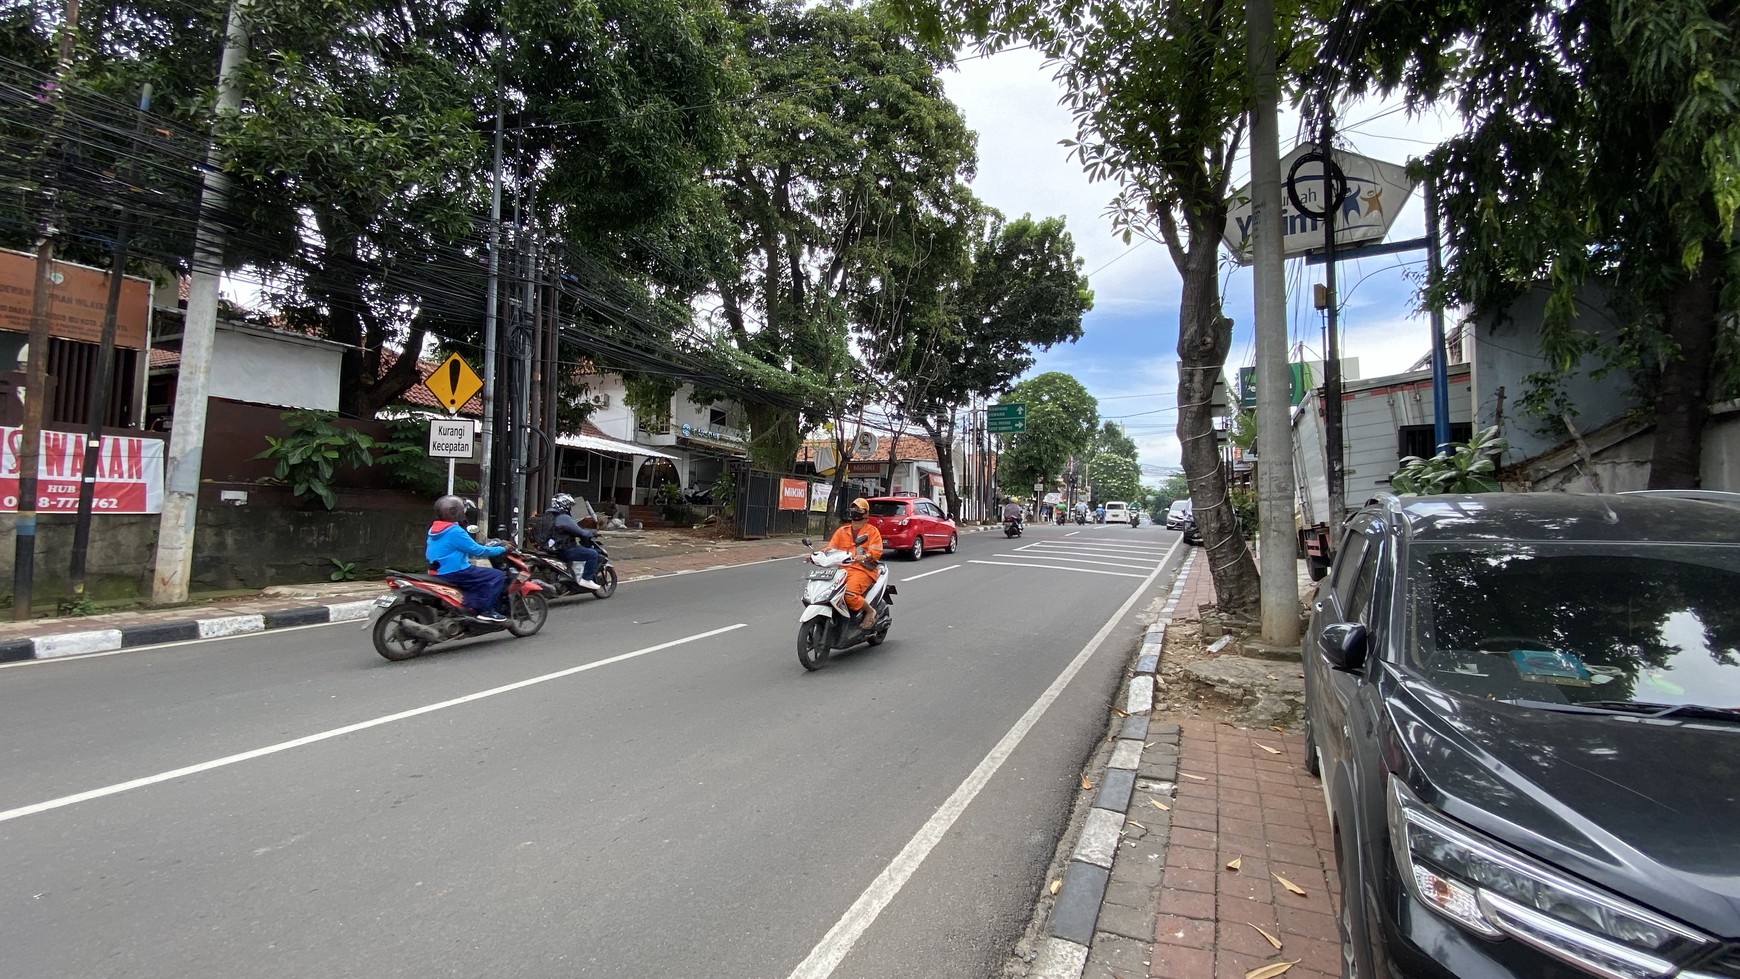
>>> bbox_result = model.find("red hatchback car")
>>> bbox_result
[865,496,958,560]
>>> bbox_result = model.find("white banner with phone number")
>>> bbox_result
[1,426,165,514]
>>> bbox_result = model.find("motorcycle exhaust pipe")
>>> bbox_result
[400,619,445,642]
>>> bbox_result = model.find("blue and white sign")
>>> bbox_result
[1222,146,1416,265]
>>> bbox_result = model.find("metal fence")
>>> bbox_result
[733,466,826,539]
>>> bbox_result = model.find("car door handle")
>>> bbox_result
[1314,601,1325,613]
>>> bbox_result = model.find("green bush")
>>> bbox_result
[1390,427,1510,495]
[256,410,377,509]
[375,416,476,497]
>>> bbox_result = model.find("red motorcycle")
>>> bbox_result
[367,545,550,661]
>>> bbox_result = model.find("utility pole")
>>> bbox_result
[1246,0,1299,646]
[151,0,249,604]
[479,85,504,531]
[1425,175,1451,453]
[13,0,81,620]
[1320,121,1345,543]
[69,84,151,603]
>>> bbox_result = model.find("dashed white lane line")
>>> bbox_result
[968,560,1148,579]
[902,564,961,581]
[784,539,1180,979]
[0,623,748,825]
[990,553,1159,571]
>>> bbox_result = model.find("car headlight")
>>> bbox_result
[1387,778,1709,979]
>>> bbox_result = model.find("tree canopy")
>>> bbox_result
[1332,0,1739,487]
[995,371,1098,488]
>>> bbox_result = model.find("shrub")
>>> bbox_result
[256,410,376,509]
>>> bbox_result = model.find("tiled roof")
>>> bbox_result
[797,434,944,464]
[384,350,483,417]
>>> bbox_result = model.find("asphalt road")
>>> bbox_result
[0,521,1183,979]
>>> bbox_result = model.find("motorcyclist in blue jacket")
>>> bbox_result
[427,495,507,621]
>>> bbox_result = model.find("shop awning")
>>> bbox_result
[556,432,678,460]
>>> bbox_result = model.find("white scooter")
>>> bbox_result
[796,534,895,670]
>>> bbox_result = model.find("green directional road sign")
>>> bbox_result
[986,402,1026,434]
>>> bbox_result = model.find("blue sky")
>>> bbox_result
[944,48,1460,479]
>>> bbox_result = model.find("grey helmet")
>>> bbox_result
[550,493,575,513]
[434,495,468,522]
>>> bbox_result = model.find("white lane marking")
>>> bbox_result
[990,553,1158,571]
[968,560,1147,578]
[785,540,1180,979]
[903,564,960,581]
[1027,540,1174,555]
[0,623,749,825]
[1066,531,1080,537]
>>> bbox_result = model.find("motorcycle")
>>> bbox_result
[1003,517,1023,538]
[1075,511,1087,525]
[796,534,896,671]
[523,536,620,599]
[367,545,550,661]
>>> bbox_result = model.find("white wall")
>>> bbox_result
[208,326,341,411]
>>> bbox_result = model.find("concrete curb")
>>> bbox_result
[0,525,1011,667]
[0,596,388,664]
[1031,547,1196,979]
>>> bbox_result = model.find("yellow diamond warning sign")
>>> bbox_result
[422,353,483,414]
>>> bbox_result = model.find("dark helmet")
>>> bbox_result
[550,492,575,513]
[434,495,468,522]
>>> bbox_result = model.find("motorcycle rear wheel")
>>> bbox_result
[592,566,618,599]
[373,604,433,661]
[507,590,550,637]
[797,618,829,671]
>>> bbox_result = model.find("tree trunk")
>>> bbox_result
[1175,233,1259,617]
[921,416,960,520]
[1646,254,1720,489]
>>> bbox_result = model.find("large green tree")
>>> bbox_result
[1333,0,1740,487]
[1087,451,1140,502]
[1092,420,1139,463]
[703,0,977,478]
[995,371,1098,489]
[890,0,1305,615]
[876,209,1093,518]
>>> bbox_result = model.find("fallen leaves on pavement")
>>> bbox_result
[1273,873,1308,897]
[1251,924,1283,950]
[1245,960,1300,979]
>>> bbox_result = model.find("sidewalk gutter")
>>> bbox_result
[1029,547,1197,978]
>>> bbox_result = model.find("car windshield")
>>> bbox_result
[1407,543,1740,710]
[867,501,906,517]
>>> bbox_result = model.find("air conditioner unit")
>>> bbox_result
[590,394,611,409]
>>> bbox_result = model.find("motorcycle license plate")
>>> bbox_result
[363,594,397,630]
[807,569,836,580]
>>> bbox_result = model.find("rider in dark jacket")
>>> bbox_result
[539,493,603,592]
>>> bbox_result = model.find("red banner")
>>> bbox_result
[778,478,808,511]
[1,427,166,514]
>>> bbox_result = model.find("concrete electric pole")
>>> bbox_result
[1246,0,1301,647]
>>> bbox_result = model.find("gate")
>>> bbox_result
[733,465,823,539]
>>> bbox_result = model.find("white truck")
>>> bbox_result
[1293,365,1474,578]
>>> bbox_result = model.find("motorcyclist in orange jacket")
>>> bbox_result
[827,497,884,630]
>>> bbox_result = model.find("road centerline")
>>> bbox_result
[903,564,960,581]
[0,623,748,826]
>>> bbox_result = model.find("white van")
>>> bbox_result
[1166,499,1193,529]
[1104,501,1130,524]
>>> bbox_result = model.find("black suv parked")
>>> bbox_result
[1302,492,1740,979]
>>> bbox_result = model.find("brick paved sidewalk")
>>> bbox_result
[1054,548,1341,979]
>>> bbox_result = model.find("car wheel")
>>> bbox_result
[910,537,924,560]
[944,532,958,554]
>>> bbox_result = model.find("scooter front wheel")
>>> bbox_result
[797,618,829,671]
[507,590,550,637]
[373,604,433,661]
[592,566,618,599]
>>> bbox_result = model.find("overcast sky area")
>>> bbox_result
[943,47,1462,479]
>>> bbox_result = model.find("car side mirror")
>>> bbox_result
[1319,623,1369,671]
[801,537,812,547]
